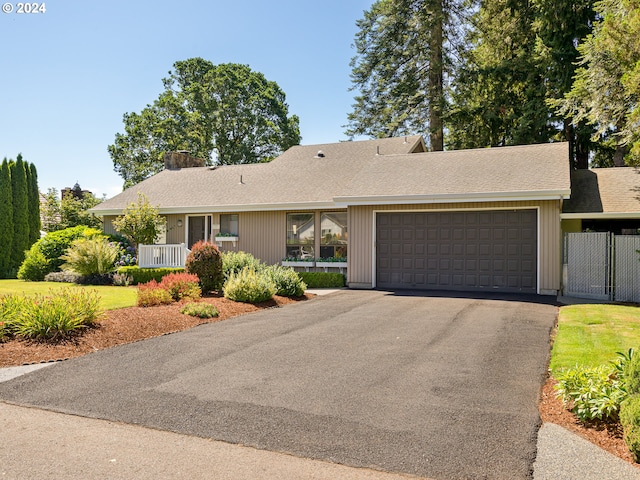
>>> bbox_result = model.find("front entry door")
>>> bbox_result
[188,215,211,248]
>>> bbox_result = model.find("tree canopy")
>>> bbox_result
[557,0,640,166]
[109,59,301,188]
[346,0,465,150]
[347,0,640,167]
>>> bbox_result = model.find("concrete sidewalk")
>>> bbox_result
[2,397,640,480]
[0,402,423,480]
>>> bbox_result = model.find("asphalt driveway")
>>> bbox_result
[0,290,557,479]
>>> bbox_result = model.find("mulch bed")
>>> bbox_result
[0,294,312,367]
[539,376,637,466]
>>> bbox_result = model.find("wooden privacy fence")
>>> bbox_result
[563,232,640,302]
[138,244,190,268]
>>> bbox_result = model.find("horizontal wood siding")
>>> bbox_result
[349,201,562,293]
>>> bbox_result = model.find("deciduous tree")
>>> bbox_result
[109,59,301,187]
[112,193,166,254]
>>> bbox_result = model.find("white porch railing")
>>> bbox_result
[138,244,190,268]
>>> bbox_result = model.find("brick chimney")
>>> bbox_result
[164,151,206,170]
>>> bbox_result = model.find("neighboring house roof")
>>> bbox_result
[562,167,640,219]
[91,137,571,216]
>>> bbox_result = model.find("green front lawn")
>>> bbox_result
[0,279,137,310]
[550,304,640,372]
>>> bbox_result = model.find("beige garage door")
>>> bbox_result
[376,210,537,293]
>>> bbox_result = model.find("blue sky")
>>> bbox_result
[0,0,373,198]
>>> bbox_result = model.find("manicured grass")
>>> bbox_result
[550,304,640,372]
[0,279,137,310]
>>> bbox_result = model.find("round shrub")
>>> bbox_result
[136,280,173,307]
[185,241,223,293]
[222,251,264,281]
[223,267,276,303]
[17,248,50,281]
[265,265,306,297]
[159,272,201,301]
[180,302,218,319]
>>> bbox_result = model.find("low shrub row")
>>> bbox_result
[117,266,185,285]
[296,271,345,288]
[0,288,102,341]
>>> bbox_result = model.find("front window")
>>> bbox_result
[286,213,314,259]
[220,214,239,236]
[320,212,347,259]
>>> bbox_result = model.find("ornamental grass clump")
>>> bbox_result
[223,267,276,303]
[61,237,121,276]
[15,288,102,341]
[0,294,27,341]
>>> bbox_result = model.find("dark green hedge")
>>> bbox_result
[296,271,345,288]
[116,266,184,285]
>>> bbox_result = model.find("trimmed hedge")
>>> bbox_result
[116,266,184,285]
[297,271,345,288]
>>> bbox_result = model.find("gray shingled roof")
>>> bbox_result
[92,138,571,215]
[562,167,640,217]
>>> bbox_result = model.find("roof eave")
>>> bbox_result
[90,201,339,217]
[561,212,640,220]
[333,190,571,207]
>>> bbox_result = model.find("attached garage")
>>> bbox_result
[375,209,538,293]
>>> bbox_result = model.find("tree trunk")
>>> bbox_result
[428,0,444,151]
[613,143,628,167]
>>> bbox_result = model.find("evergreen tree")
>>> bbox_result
[558,0,640,166]
[447,0,556,149]
[346,0,465,150]
[534,0,595,168]
[0,159,13,278]
[10,155,30,272]
[27,162,41,244]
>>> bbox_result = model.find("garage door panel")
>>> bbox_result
[376,210,537,293]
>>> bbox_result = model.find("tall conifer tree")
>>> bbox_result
[0,159,13,277]
[10,155,29,272]
[346,0,463,150]
[27,162,41,244]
